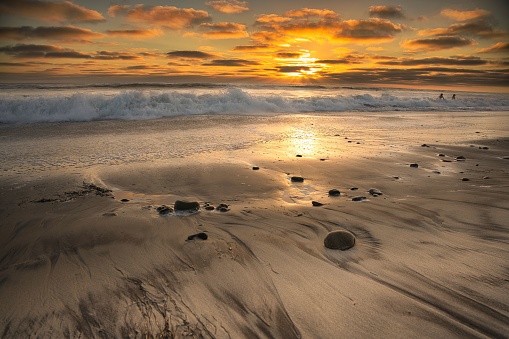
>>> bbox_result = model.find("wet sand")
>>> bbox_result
[1,112,508,338]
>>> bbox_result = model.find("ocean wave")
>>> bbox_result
[1,87,507,123]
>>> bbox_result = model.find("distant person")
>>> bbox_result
[452,94,456,100]
[439,93,444,100]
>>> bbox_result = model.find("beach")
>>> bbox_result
[1,111,508,338]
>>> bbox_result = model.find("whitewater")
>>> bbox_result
[1,83,508,123]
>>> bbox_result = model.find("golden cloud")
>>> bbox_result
[477,42,509,53]
[205,0,249,14]
[0,0,104,23]
[440,8,490,21]
[107,5,211,30]
[106,29,162,38]
[369,5,405,19]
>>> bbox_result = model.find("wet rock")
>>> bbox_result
[328,189,341,196]
[456,156,466,161]
[368,188,382,196]
[438,153,445,157]
[312,201,324,206]
[156,205,173,215]
[187,232,208,241]
[296,154,303,157]
[216,203,230,212]
[120,198,130,202]
[352,196,367,202]
[291,176,304,182]
[442,159,452,162]
[350,187,358,191]
[324,230,356,250]
[252,166,260,170]
[174,200,200,212]
[409,163,419,168]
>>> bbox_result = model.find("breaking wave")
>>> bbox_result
[1,85,508,123]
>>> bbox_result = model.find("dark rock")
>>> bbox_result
[291,176,304,182]
[324,230,356,250]
[187,232,208,241]
[368,188,382,196]
[205,205,215,211]
[456,156,466,161]
[481,146,489,150]
[296,154,302,157]
[461,178,470,181]
[409,163,419,168]
[350,187,358,191]
[442,159,452,162]
[320,158,327,161]
[352,196,367,202]
[421,144,430,147]
[328,189,341,196]
[393,176,400,179]
[438,153,445,157]
[433,171,441,174]
[174,200,200,212]
[156,205,173,215]
[103,212,117,217]
[252,166,260,170]
[483,176,490,179]
[216,203,230,212]
[312,201,324,206]
[120,198,130,202]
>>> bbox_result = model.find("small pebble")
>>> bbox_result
[312,201,324,207]
[352,196,367,202]
[291,176,304,182]
[328,189,341,196]
[461,178,470,181]
[252,166,259,170]
[410,163,419,168]
[120,198,130,202]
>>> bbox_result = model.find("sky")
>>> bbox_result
[0,0,508,91]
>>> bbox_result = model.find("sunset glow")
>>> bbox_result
[0,0,508,90]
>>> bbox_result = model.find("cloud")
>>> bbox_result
[105,29,162,38]
[233,44,271,51]
[315,59,351,64]
[255,14,292,25]
[276,65,311,73]
[0,26,104,41]
[334,19,406,43]
[198,22,249,39]
[477,42,509,53]
[419,21,509,40]
[167,50,216,59]
[0,0,104,23]
[108,5,211,30]
[203,59,258,66]
[0,43,91,58]
[377,56,487,66]
[284,8,339,21]
[93,51,142,60]
[205,0,249,14]
[402,36,475,51]
[369,5,405,19]
[276,52,301,58]
[441,8,490,21]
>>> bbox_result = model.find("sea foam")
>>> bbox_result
[1,85,507,123]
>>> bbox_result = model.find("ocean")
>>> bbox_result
[1,83,508,123]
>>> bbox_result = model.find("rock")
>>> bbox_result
[216,203,230,212]
[291,176,304,182]
[368,188,382,196]
[456,156,466,161]
[174,200,200,212]
[461,178,470,181]
[312,201,324,206]
[421,144,430,147]
[328,189,341,196]
[438,153,445,157]
[481,147,489,150]
[252,166,260,170]
[442,159,452,162]
[296,154,303,157]
[393,176,400,179]
[324,230,356,250]
[483,176,490,179]
[352,196,367,202]
[350,187,358,191]
[409,163,419,168]
[205,205,215,211]
[187,232,208,241]
[156,205,173,215]
[433,171,441,174]
[120,198,130,202]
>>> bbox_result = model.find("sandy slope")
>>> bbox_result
[1,112,508,338]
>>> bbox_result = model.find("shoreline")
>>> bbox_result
[1,111,508,337]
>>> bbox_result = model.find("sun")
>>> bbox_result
[278,51,325,78]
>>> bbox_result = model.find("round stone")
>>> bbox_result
[324,230,356,250]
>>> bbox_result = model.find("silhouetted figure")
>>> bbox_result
[452,94,456,100]
[439,93,444,100]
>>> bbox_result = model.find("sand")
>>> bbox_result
[0,112,508,338]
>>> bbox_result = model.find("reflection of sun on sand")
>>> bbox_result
[0,112,508,337]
